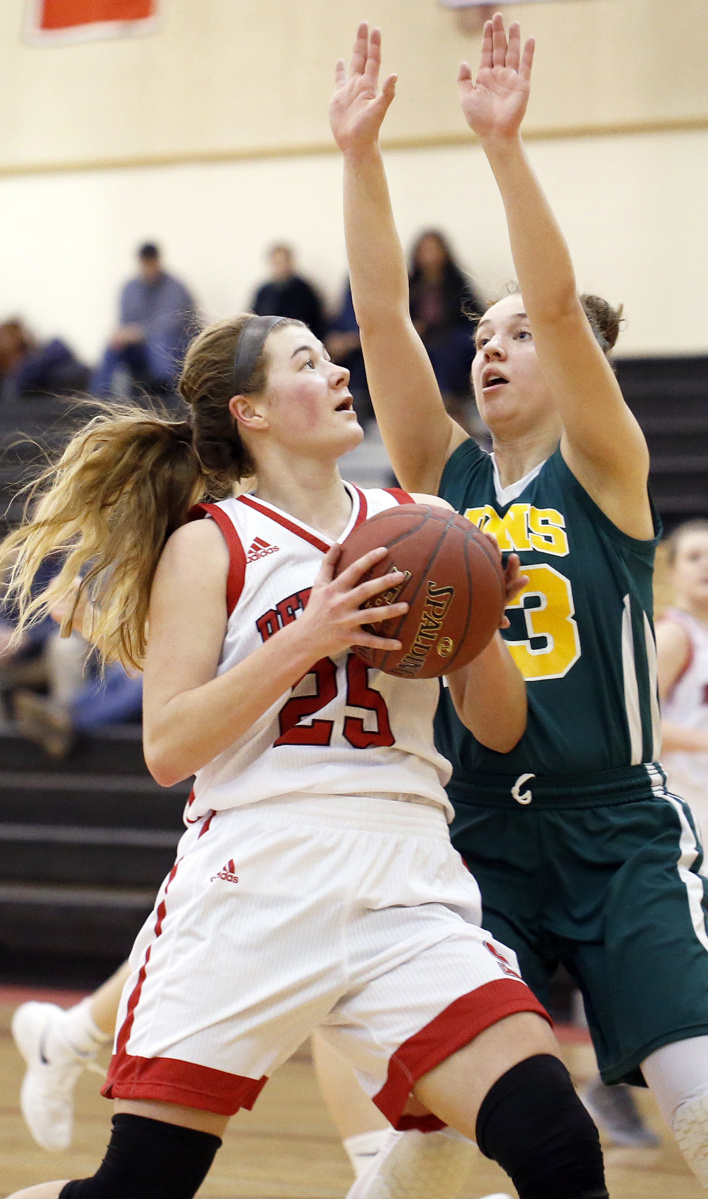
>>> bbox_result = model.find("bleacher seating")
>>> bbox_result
[0,727,187,987]
[615,354,708,531]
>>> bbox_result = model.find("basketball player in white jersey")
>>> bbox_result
[4,314,608,1199]
[657,520,708,844]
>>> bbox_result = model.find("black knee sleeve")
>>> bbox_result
[475,1054,608,1199]
[58,1114,222,1199]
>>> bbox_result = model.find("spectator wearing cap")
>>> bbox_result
[91,243,197,399]
[251,244,326,341]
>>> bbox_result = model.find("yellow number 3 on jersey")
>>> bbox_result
[504,564,581,681]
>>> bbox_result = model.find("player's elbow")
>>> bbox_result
[144,733,189,788]
[476,698,527,753]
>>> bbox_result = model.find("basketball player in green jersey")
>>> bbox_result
[323,14,708,1199]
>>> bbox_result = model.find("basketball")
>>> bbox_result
[336,503,506,678]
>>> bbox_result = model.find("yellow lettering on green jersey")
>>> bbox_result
[527,507,569,556]
[464,504,568,557]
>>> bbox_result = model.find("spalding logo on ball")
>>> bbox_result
[336,504,506,679]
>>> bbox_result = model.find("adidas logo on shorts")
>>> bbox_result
[246,537,280,563]
[211,859,239,884]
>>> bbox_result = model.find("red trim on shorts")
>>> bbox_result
[104,858,182,1097]
[373,979,551,1132]
[385,487,415,505]
[198,812,214,838]
[103,1051,267,1116]
[188,503,246,617]
[237,494,330,553]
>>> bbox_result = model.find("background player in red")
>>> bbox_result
[657,520,708,843]
[3,312,607,1199]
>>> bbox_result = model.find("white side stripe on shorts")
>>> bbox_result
[643,612,663,762]
[662,789,708,953]
[622,595,643,765]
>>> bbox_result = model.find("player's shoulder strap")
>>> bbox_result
[188,501,246,617]
[384,487,415,505]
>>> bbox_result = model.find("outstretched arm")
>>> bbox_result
[460,15,652,539]
[330,25,469,494]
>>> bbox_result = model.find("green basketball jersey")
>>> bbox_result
[436,440,662,784]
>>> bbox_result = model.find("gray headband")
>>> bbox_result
[232,315,287,395]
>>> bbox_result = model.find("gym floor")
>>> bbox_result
[0,986,702,1199]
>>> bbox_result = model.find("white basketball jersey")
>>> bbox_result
[661,608,708,814]
[186,482,453,823]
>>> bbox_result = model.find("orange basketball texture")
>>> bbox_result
[336,504,506,678]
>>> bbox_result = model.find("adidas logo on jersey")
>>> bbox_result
[246,536,280,563]
[211,859,239,884]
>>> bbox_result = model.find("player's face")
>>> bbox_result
[671,530,708,608]
[471,294,558,438]
[261,325,362,456]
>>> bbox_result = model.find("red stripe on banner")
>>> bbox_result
[373,979,551,1130]
[39,0,155,29]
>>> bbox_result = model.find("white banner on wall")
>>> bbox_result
[24,0,161,46]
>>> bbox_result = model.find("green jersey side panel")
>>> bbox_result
[437,440,662,780]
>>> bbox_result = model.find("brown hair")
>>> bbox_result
[665,519,708,566]
[0,314,302,670]
[579,294,623,356]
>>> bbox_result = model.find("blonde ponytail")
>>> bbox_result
[0,404,205,670]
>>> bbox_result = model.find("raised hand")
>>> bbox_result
[330,22,397,155]
[458,12,534,143]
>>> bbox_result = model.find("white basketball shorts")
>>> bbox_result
[104,794,548,1126]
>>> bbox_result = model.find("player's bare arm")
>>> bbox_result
[331,24,468,495]
[446,543,528,750]
[461,14,652,539]
[143,520,408,786]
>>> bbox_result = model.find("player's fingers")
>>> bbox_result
[352,632,403,652]
[350,571,407,606]
[380,73,397,107]
[506,21,521,72]
[334,545,389,587]
[458,60,473,85]
[364,26,382,84]
[353,601,408,625]
[480,20,494,71]
[350,21,369,77]
[481,531,502,559]
[491,11,508,68]
[334,58,347,88]
[519,36,535,82]
[315,543,342,585]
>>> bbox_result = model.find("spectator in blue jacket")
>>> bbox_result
[91,243,197,399]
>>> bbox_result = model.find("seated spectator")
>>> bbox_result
[325,279,373,425]
[0,318,89,401]
[408,229,484,420]
[91,243,197,399]
[14,661,143,759]
[252,244,325,340]
[2,577,141,757]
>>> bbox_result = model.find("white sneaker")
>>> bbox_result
[12,1001,96,1150]
[345,1127,478,1199]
